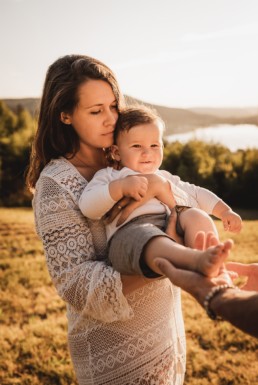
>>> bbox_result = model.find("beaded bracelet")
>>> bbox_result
[203,284,238,321]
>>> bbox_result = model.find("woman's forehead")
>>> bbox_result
[77,79,116,106]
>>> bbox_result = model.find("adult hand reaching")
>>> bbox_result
[226,262,258,291]
[155,231,258,338]
[154,231,231,304]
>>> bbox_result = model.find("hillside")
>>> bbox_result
[3,98,41,118]
[189,106,258,118]
[3,97,258,136]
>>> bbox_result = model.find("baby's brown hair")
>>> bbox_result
[114,104,165,144]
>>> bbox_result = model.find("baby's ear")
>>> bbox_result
[111,145,121,161]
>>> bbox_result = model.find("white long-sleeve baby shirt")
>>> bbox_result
[79,166,221,241]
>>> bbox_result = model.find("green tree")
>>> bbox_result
[0,102,35,206]
[0,100,17,137]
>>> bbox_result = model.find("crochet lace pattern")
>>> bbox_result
[33,158,186,385]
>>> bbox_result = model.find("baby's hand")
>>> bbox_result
[121,175,148,201]
[221,209,242,233]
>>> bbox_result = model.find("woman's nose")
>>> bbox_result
[105,109,117,125]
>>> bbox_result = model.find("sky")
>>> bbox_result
[1,0,258,108]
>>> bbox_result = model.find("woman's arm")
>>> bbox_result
[34,175,133,323]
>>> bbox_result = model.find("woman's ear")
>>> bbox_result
[111,145,121,161]
[60,112,72,125]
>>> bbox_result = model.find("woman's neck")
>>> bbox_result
[68,147,107,180]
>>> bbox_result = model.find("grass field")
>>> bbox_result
[0,208,257,385]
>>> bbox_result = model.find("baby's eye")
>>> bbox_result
[132,144,141,148]
[151,144,159,148]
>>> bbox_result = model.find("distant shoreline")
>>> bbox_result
[2,97,258,136]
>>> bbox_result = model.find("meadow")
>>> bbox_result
[0,208,257,385]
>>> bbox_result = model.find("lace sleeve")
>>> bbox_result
[33,174,133,323]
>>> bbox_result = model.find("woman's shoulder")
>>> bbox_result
[36,157,87,201]
[41,157,81,178]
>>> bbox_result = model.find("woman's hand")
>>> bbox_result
[165,208,184,244]
[105,173,176,226]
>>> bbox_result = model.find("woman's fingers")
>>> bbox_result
[104,197,132,223]
[194,231,206,250]
[166,209,184,244]
[116,200,140,225]
[194,231,219,250]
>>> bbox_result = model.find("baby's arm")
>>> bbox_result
[212,201,242,233]
[79,168,148,220]
[167,172,242,233]
[140,171,176,209]
[109,175,148,202]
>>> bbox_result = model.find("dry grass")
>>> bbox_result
[0,208,257,384]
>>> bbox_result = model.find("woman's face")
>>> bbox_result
[62,79,118,149]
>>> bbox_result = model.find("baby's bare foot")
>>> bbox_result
[196,239,233,277]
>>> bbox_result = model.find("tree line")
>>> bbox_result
[0,100,257,208]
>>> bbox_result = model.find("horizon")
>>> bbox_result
[2,96,258,111]
[1,0,258,108]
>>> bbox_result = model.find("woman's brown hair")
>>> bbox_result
[26,54,124,189]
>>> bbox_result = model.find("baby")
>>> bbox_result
[79,105,241,278]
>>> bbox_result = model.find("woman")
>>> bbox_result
[26,54,187,385]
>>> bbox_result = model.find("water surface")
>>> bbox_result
[166,124,258,151]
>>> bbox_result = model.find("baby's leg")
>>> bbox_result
[144,236,233,277]
[179,208,218,247]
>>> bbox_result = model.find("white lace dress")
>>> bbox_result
[33,158,186,385]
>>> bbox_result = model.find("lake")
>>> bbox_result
[166,124,258,151]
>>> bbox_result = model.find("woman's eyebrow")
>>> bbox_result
[85,103,103,109]
[84,99,117,109]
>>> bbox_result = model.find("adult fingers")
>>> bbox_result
[226,262,250,275]
[166,209,184,244]
[155,258,189,288]
[194,231,206,250]
[104,197,132,223]
[116,200,140,226]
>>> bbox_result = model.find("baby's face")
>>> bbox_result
[114,122,164,174]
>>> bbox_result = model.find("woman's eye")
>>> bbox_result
[90,110,101,115]
[111,104,118,110]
